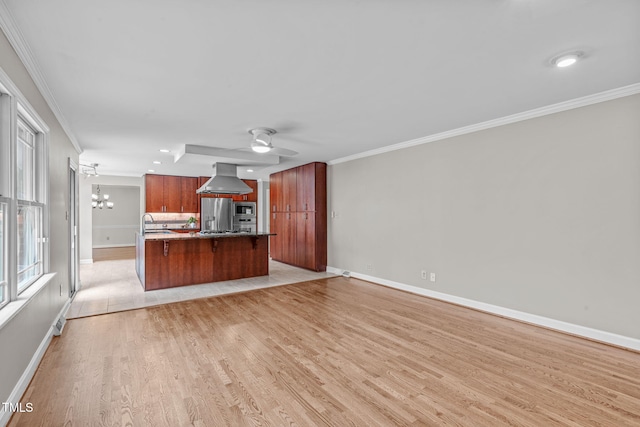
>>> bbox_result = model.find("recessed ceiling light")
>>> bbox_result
[159,149,170,153]
[148,169,155,173]
[247,169,254,173]
[153,161,162,164]
[552,51,584,68]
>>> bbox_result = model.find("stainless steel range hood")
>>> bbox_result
[196,163,252,195]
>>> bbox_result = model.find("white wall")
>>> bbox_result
[0,28,79,413]
[258,179,269,233]
[328,93,640,341]
[79,175,144,262]
[91,185,140,248]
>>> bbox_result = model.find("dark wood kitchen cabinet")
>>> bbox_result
[145,174,165,212]
[137,234,269,291]
[270,212,283,261]
[145,174,180,212]
[269,211,296,264]
[270,172,282,212]
[269,162,326,271]
[145,174,199,213]
[232,179,258,202]
[297,162,325,212]
[296,211,321,270]
[163,175,182,212]
[282,212,297,265]
[282,168,297,212]
[181,177,199,213]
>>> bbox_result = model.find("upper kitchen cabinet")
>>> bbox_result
[232,180,258,202]
[163,175,182,212]
[181,177,199,212]
[282,168,297,212]
[145,174,165,212]
[270,172,282,212]
[145,174,199,213]
[296,162,327,212]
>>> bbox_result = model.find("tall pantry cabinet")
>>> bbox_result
[270,162,327,272]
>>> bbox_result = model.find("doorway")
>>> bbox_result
[69,159,79,296]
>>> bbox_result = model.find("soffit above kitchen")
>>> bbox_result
[1,0,638,180]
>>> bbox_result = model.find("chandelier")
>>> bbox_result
[92,185,114,209]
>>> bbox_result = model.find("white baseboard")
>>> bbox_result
[79,258,93,264]
[327,266,640,352]
[92,244,135,249]
[0,298,72,426]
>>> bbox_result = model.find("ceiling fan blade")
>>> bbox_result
[271,147,298,157]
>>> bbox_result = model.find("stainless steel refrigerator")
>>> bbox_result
[201,198,233,232]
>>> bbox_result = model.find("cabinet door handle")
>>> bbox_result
[305,203,308,211]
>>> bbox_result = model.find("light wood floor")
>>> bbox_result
[92,246,135,262]
[10,277,640,426]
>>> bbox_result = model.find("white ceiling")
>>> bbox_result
[2,0,639,180]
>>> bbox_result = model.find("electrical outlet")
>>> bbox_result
[421,270,427,280]
[366,263,373,271]
[430,273,436,282]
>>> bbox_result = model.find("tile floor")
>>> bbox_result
[68,259,336,318]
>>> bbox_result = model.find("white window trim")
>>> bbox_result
[0,199,7,309]
[0,65,50,307]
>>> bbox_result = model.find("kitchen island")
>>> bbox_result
[135,231,272,291]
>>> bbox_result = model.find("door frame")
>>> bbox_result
[68,158,79,296]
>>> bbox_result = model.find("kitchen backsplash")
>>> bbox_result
[144,212,199,228]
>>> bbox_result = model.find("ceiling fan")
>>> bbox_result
[176,126,299,167]
[248,127,298,157]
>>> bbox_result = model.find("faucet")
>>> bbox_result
[141,213,155,235]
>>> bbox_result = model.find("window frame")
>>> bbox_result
[15,114,45,293]
[0,201,7,309]
[0,68,50,309]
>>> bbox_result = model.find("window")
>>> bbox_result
[17,118,36,201]
[0,77,49,310]
[17,205,42,290]
[0,202,6,307]
[15,117,44,291]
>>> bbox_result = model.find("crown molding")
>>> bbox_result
[329,83,640,166]
[0,0,82,154]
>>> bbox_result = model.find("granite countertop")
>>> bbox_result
[140,231,274,241]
